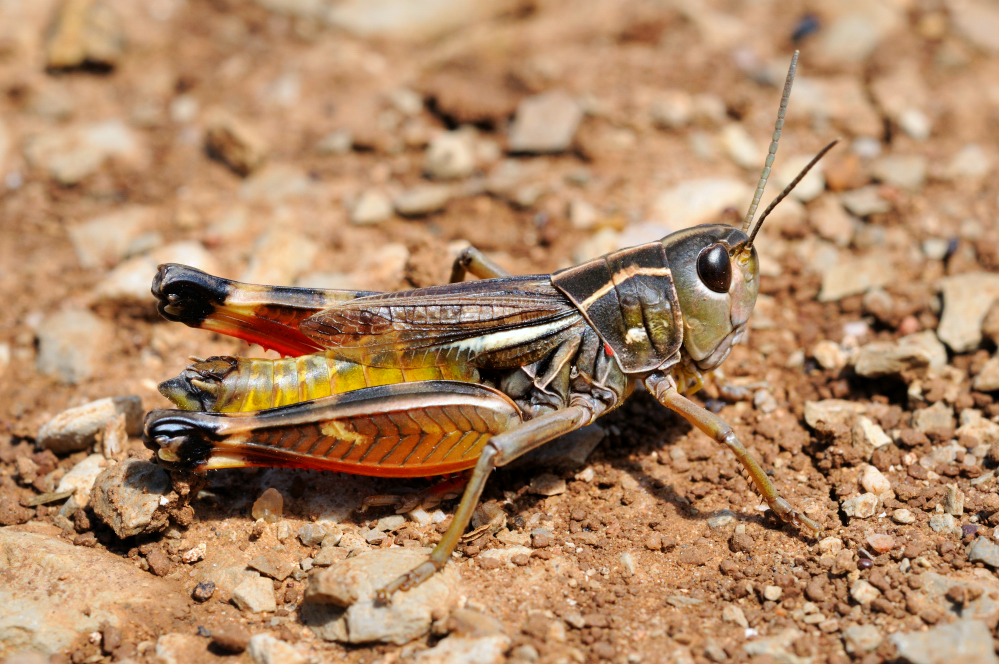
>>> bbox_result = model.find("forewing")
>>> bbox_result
[299,276,584,368]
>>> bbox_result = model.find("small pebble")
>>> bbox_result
[192,581,216,602]
[865,534,895,554]
[252,488,284,523]
[892,509,915,524]
[212,625,250,654]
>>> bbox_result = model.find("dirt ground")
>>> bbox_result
[3,0,999,663]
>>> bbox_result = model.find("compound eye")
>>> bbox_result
[697,243,732,294]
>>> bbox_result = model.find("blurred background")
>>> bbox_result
[3,2,999,662]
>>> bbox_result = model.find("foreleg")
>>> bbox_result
[449,246,511,283]
[646,373,819,533]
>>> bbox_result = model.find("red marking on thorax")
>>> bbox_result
[604,343,614,356]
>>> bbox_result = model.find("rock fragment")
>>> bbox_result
[818,255,892,302]
[394,184,453,216]
[56,454,108,508]
[205,112,268,176]
[972,355,999,392]
[211,625,249,653]
[937,273,999,352]
[67,206,157,270]
[232,576,277,613]
[841,493,878,519]
[891,618,998,664]
[414,635,510,664]
[35,308,111,384]
[852,417,892,460]
[651,178,751,231]
[24,120,143,185]
[247,635,307,664]
[303,548,458,644]
[425,130,475,179]
[528,473,566,497]
[843,624,882,655]
[967,537,999,569]
[37,396,142,454]
[508,90,582,154]
[350,189,393,225]
[241,229,318,287]
[46,0,125,70]
[251,488,284,523]
[804,399,865,436]
[853,331,947,377]
[860,465,891,496]
[90,458,172,537]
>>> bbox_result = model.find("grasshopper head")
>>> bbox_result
[662,224,758,371]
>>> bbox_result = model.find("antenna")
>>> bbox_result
[745,139,839,249]
[742,50,798,235]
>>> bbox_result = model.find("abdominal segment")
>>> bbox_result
[158,351,481,413]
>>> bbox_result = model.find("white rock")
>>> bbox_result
[818,537,844,555]
[937,273,999,352]
[722,604,749,628]
[414,635,510,664]
[804,399,865,434]
[350,189,393,225]
[425,130,475,179]
[718,123,759,170]
[892,509,915,524]
[812,340,846,371]
[477,546,533,566]
[943,144,992,181]
[56,454,109,508]
[248,635,307,664]
[508,90,582,154]
[242,229,318,286]
[93,242,219,304]
[232,576,277,613]
[326,0,515,40]
[35,309,111,385]
[67,206,156,269]
[973,355,999,392]
[809,195,855,247]
[843,625,883,656]
[852,417,893,460]
[854,331,948,377]
[850,579,881,605]
[773,154,826,203]
[394,184,453,216]
[818,255,892,302]
[573,228,619,264]
[898,108,932,141]
[860,465,892,496]
[650,178,751,230]
[37,395,143,454]
[841,493,878,519]
[24,120,145,185]
[871,154,927,191]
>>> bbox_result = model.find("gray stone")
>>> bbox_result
[528,473,566,497]
[37,395,142,454]
[316,129,353,155]
[839,186,891,217]
[841,493,878,520]
[298,522,333,547]
[913,401,955,434]
[944,484,965,516]
[67,206,156,269]
[921,572,999,626]
[937,273,999,352]
[303,547,458,644]
[56,454,108,508]
[24,120,143,185]
[425,130,476,179]
[248,553,295,582]
[394,184,453,216]
[853,331,947,377]
[247,635,307,664]
[509,424,605,471]
[0,530,187,658]
[852,417,893,460]
[651,178,750,231]
[205,111,268,176]
[967,537,999,569]
[944,144,992,181]
[414,635,510,664]
[35,308,111,384]
[891,619,998,664]
[843,624,882,654]
[232,576,277,613]
[818,256,892,302]
[973,355,999,392]
[92,242,219,305]
[508,90,582,154]
[241,229,318,287]
[91,458,172,537]
[929,513,959,534]
[804,399,865,435]
[742,628,810,664]
[350,189,393,225]
[45,0,124,70]
[871,154,927,192]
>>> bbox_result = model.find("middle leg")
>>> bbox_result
[449,246,511,283]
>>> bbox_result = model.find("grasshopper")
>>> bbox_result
[144,51,835,600]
